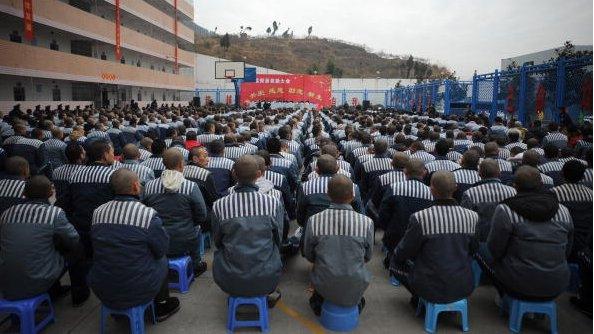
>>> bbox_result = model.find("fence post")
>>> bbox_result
[555,58,566,123]
[384,91,388,107]
[518,66,527,125]
[342,89,347,106]
[490,69,500,124]
[444,80,451,116]
[471,73,478,113]
[215,88,221,104]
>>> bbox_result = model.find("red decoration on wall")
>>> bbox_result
[114,0,121,61]
[535,83,546,120]
[23,0,34,41]
[240,74,332,108]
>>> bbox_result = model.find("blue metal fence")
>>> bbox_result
[388,56,592,124]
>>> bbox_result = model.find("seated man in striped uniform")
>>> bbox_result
[0,176,80,302]
[52,143,85,210]
[0,156,29,215]
[452,150,481,200]
[212,155,284,306]
[476,166,573,302]
[303,175,374,316]
[143,149,208,277]
[390,171,478,307]
[90,169,180,321]
[118,144,155,186]
[551,160,592,261]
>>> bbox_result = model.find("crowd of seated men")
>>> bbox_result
[0,101,592,332]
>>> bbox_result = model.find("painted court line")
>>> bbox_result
[276,300,326,334]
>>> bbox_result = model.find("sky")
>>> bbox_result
[194,0,593,79]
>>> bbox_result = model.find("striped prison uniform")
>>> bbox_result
[552,183,593,260]
[391,200,478,303]
[0,178,26,216]
[89,197,168,310]
[302,203,374,306]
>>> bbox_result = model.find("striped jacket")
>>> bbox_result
[4,137,44,174]
[141,156,166,178]
[461,179,517,241]
[269,154,299,193]
[552,183,593,258]
[40,138,67,170]
[297,175,364,227]
[303,204,374,306]
[117,160,155,186]
[0,201,79,300]
[90,196,168,309]
[542,132,568,149]
[425,158,462,173]
[207,156,235,197]
[0,178,26,215]
[369,170,407,209]
[143,177,207,256]
[411,150,435,164]
[212,185,284,296]
[51,164,84,210]
[378,179,434,252]
[392,200,478,303]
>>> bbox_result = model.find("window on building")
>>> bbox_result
[52,85,61,101]
[151,92,155,101]
[120,56,126,64]
[150,64,154,70]
[9,30,22,43]
[35,84,42,93]
[13,83,25,101]
[50,39,59,51]
[71,40,92,57]
[100,52,107,60]
[121,91,126,101]
[136,60,141,67]
[162,93,166,101]
[137,91,142,101]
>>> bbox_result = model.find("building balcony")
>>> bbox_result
[0,39,194,91]
[0,0,195,67]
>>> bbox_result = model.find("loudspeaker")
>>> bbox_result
[192,97,201,106]
[362,100,371,109]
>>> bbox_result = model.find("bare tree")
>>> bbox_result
[307,26,313,38]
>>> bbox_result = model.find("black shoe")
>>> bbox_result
[72,287,90,307]
[267,289,282,309]
[155,297,181,322]
[358,297,366,314]
[309,293,323,317]
[193,261,207,277]
[570,296,593,317]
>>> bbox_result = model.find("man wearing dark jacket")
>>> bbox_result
[0,176,80,301]
[390,171,478,305]
[90,169,179,320]
[303,175,374,316]
[63,139,115,306]
[143,148,208,276]
[478,166,573,301]
[212,155,284,304]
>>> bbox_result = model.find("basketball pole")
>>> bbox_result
[232,78,240,109]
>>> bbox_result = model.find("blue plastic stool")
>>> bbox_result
[168,256,195,293]
[471,260,482,289]
[320,301,359,332]
[0,293,54,334]
[100,301,155,334]
[502,296,557,334]
[389,275,401,287]
[568,263,580,293]
[227,296,269,333]
[199,231,212,257]
[416,298,469,333]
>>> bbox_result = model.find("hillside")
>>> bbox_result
[195,35,453,79]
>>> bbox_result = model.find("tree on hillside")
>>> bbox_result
[307,26,313,38]
[272,21,279,36]
[266,27,271,36]
[219,33,231,51]
[307,63,320,74]
[325,59,343,78]
[282,28,291,38]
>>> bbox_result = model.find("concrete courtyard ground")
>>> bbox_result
[2,230,591,334]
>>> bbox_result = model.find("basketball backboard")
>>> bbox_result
[215,61,245,79]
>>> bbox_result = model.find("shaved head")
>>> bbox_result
[253,155,267,173]
[430,171,457,199]
[392,152,410,169]
[24,175,53,200]
[328,174,354,204]
[234,155,259,184]
[317,154,339,175]
[522,150,541,167]
[110,168,141,195]
[163,148,184,171]
[404,158,426,179]
[479,158,500,179]
[320,144,339,158]
[122,144,140,160]
[514,166,542,192]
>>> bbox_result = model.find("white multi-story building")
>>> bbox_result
[0,0,197,111]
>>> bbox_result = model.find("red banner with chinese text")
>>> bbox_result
[240,74,332,108]
[115,0,121,61]
[23,0,34,41]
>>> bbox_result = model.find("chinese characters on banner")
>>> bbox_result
[240,74,332,108]
[114,0,121,61]
[23,0,34,41]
